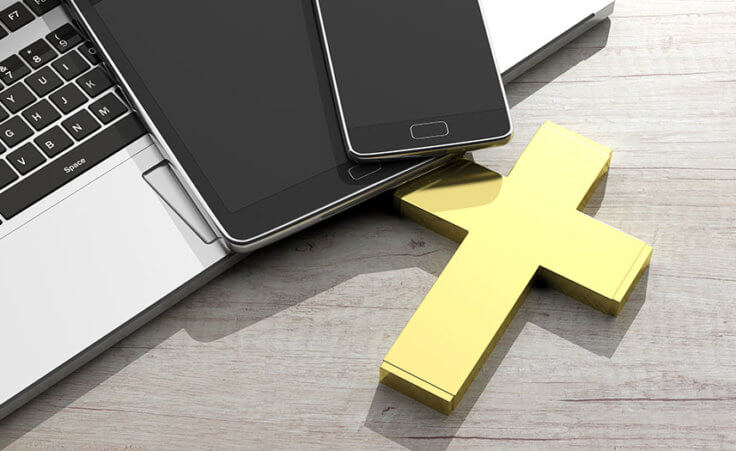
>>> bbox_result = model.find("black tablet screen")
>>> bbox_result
[94,0,346,212]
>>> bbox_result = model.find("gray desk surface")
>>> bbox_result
[2,1,735,449]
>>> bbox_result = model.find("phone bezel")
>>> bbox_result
[314,0,513,161]
[67,0,451,252]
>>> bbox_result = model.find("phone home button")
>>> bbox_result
[348,163,382,181]
[410,121,450,140]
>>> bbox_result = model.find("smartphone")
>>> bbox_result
[66,0,453,252]
[315,0,513,161]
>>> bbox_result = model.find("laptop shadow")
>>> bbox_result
[0,19,616,448]
[0,195,454,446]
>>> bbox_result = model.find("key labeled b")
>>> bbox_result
[35,126,73,158]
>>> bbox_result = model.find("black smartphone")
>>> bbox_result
[315,0,513,161]
[66,0,453,252]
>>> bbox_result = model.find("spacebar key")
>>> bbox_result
[0,115,146,220]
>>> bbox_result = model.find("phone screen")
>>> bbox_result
[317,0,511,156]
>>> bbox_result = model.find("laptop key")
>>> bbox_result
[78,42,101,66]
[7,142,44,175]
[0,159,18,190]
[0,2,34,32]
[52,51,89,81]
[1,83,36,113]
[76,67,112,98]
[22,99,60,131]
[46,24,82,54]
[0,55,31,86]
[23,0,61,16]
[35,125,72,157]
[62,109,100,141]
[0,114,145,219]
[20,38,57,69]
[90,93,127,124]
[25,66,62,96]
[49,83,86,114]
[0,116,33,147]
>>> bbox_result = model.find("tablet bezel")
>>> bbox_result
[67,0,446,251]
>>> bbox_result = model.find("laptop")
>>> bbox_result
[0,0,614,420]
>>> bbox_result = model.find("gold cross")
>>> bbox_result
[380,122,653,415]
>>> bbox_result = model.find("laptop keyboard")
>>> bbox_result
[0,1,146,225]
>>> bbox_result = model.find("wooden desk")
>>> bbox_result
[2,1,735,448]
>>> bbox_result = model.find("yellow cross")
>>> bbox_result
[380,122,653,415]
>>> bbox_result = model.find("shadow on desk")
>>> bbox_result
[0,19,616,448]
[363,272,649,451]
[0,195,452,447]
[506,19,611,109]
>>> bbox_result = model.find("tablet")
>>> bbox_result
[67,0,447,251]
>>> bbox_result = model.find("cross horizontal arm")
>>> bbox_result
[540,212,653,316]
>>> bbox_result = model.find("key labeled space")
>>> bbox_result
[0,115,145,219]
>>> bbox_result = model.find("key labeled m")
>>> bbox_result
[96,106,111,118]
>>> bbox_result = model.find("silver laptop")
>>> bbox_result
[0,0,614,420]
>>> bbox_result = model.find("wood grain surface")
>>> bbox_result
[2,1,735,448]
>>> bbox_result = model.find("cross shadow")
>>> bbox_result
[582,174,609,218]
[363,272,649,451]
